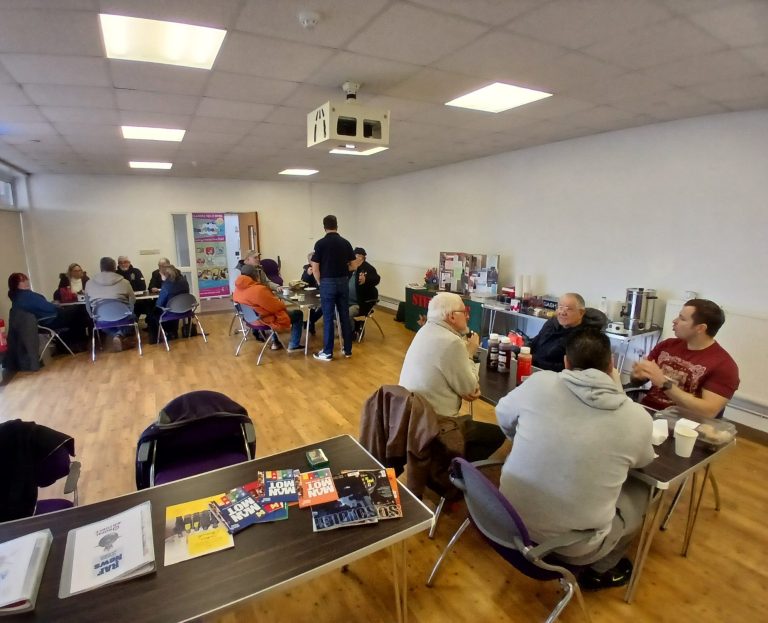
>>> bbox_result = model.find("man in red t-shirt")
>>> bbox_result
[631,299,739,418]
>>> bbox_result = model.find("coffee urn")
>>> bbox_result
[622,288,657,331]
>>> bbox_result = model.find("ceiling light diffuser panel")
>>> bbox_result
[121,126,186,141]
[100,14,226,70]
[446,82,552,113]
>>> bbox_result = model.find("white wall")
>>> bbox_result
[0,210,28,322]
[24,176,357,298]
[355,110,768,321]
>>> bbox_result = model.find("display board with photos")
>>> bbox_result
[439,252,500,296]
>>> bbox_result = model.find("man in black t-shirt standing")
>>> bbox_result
[310,215,356,361]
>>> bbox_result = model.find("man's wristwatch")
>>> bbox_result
[661,378,674,391]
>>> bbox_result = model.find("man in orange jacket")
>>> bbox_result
[233,264,304,352]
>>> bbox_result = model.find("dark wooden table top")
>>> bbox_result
[277,289,321,308]
[630,430,735,488]
[477,349,519,406]
[0,435,433,623]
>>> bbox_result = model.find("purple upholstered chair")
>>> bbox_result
[426,458,595,623]
[135,390,256,489]
[260,258,283,286]
[35,441,81,515]
[156,293,207,352]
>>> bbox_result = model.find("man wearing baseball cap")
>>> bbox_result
[349,247,380,339]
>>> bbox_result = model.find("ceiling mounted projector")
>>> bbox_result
[307,81,390,155]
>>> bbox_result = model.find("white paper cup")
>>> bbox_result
[674,427,698,457]
[651,419,668,446]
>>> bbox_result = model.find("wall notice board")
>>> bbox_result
[662,300,768,408]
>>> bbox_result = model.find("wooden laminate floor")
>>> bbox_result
[1,311,766,623]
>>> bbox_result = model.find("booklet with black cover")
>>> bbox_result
[311,473,378,532]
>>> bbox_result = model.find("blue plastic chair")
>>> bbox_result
[157,293,207,352]
[233,303,276,365]
[427,458,595,623]
[89,299,142,362]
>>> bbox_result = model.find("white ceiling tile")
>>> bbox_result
[304,51,421,94]
[263,105,312,127]
[181,130,244,146]
[0,8,103,56]
[205,72,298,104]
[98,0,242,29]
[410,0,541,25]
[236,0,390,47]
[384,68,487,104]
[0,105,46,123]
[644,49,764,87]
[346,3,489,65]
[109,60,210,96]
[41,106,120,124]
[0,83,33,105]
[0,121,59,141]
[434,31,570,88]
[507,95,598,121]
[187,116,257,134]
[364,95,434,121]
[740,45,768,73]
[122,142,180,158]
[567,71,674,104]
[23,84,115,108]
[239,123,305,143]
[0,62,14,83]
[559,105,654,131]
[613,88,728,121]
[53,122,121,138]
[115,89,200,115]
[196,98,273,122]
[214,32,335,82]
[0,1,97,8]
[690,75,768,105]
[690,1,768,47]
[118,111,191,129]
[584,18,726,70]
[506,0,672,50]
[658,0,738,15]
[279,83,343,109]
[1,53,110,86]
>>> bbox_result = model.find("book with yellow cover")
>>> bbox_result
[164,495,233,566]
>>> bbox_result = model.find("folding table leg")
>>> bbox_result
[625,486,665,603]
[390,540,408,623]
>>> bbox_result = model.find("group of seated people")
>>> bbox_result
[399,291,739,591]
[6,255,190,355]
[232,245,380,351]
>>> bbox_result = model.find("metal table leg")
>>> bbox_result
[625,486,666,603]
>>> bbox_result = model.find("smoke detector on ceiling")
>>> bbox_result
[298,10,320,29]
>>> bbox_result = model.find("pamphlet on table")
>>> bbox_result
[0,529,52,615]
[164,496,233,566]
[59,502,155,598]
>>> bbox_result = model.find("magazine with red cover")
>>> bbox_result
[298,468,339,508]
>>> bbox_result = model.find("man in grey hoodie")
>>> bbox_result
[85,257,136,350]
[496,327,655,590]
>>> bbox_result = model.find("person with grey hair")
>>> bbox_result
[85,256,136,351]
[116,255,146,292]
[237,250,279,292]
[529,292,587,372]
[399,292,506,461]
[148,257,171,294]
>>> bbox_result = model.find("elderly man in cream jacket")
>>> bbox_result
[399,292,505,461]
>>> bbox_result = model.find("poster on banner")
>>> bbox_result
[192,213,230,298]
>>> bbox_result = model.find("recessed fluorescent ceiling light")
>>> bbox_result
[445,82,552,113]
[329,146,389,156]
[279,168,318,176]
[100,14,226,70]
[122,126,185,142]
[129,161,173,170]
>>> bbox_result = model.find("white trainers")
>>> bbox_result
[112,335,123,352]
[313,351,333,361]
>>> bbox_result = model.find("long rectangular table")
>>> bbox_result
[0,435,434,622]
